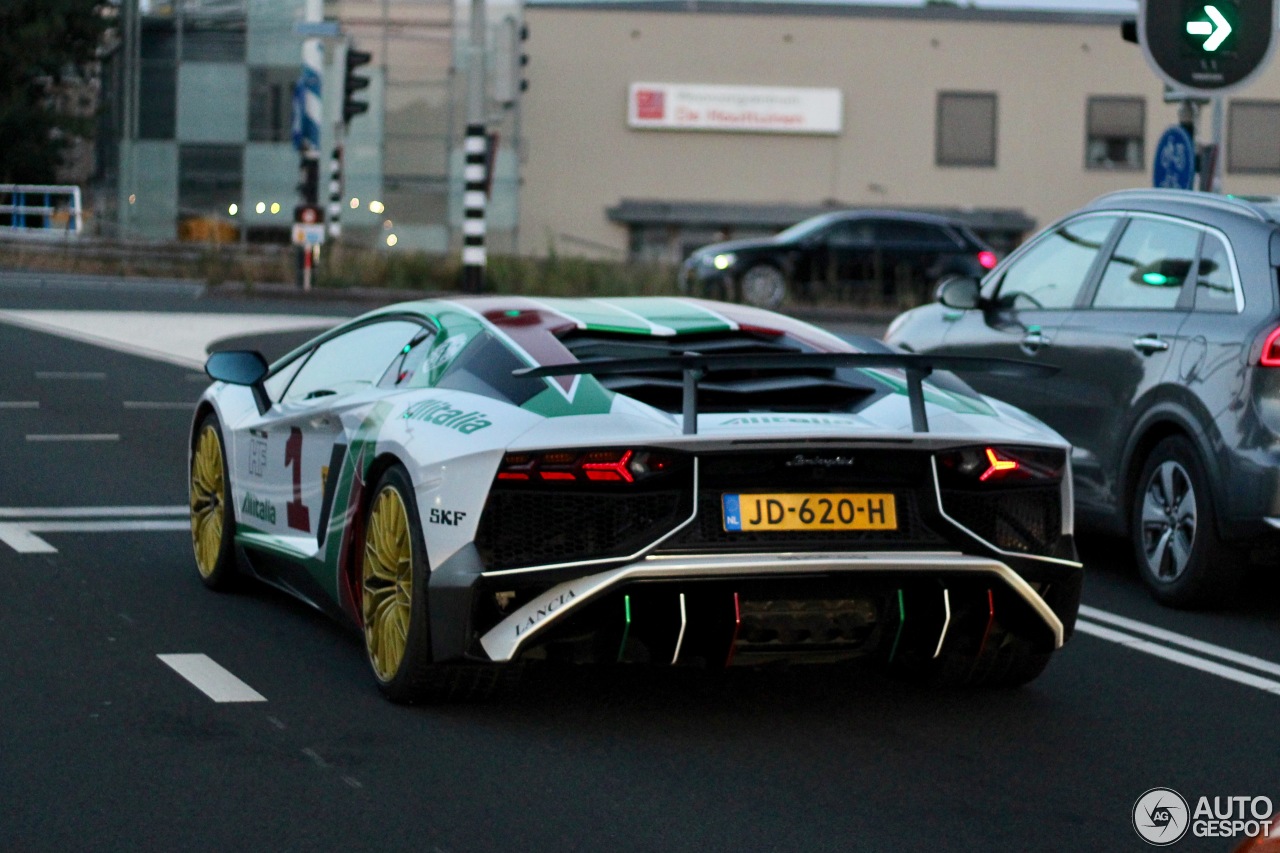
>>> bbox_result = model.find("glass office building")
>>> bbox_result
[98,0,520,252]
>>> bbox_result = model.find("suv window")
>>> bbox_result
[872,220,955,247]
[282,320,421,403]
[1194,233,1238,313]
[824,220,873,246]
[1092,218,1199,310]
[995,214,1119,309]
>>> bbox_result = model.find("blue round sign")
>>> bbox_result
[1153,125,1196,190]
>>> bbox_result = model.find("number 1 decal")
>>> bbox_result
[284,427,311,532]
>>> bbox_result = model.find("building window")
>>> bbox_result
[1228,100,1280,174]
[139,18,177,140]
[181,15,247,63]
[1085,96,1144,170]
[248,67,297,143]
[936,92,997,167]
[178,144,242,219]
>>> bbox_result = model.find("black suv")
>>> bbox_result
[886,189,1280,606]
[680,210,996,309]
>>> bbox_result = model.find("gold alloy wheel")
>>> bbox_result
[190,424,226,578]
[362,485,413,683]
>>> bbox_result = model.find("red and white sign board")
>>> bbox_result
[628,82,843,135]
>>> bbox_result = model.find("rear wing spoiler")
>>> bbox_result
[514,352,1055,434]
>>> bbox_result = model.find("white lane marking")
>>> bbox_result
[1080,605,1280,678]
[0,505,188,518]
[0,310,337,370]
[157,654,267,703]
[22,520,191,533]
[1076,620,1280,697]
[123,401,194,410]
[26,433,120,442]
[0,523,58,554]
[0,401,39,409]
[0,506,191,553]
[35,371,106,380]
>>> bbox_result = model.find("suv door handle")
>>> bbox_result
[1021,327,1048,354]
[1132,335,1170,354]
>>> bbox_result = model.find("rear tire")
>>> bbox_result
[189,413,238,590]
[360,465,514,702]
[1130,435,1243,608]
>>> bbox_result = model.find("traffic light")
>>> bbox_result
[297,157,319,204]
[343,45,372,124]
[1138,0,1277,95]
[492,17,529,106]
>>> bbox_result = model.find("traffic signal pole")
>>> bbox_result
[462,0,488,293]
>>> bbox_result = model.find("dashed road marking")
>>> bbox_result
[157,653,267,703]
[0,401,39,409]
[26,433,120,442]
[123,401,195,410]
[35,371,106,380]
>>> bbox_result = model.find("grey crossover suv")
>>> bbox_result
[886,189,1280,607]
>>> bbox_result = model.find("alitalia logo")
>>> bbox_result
[402,398,492,434]
[240,492,277,525]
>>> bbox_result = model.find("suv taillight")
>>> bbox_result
[1261,327,1280,366]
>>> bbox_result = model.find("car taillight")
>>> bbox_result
[936,446,1064,486]
[1261,327,1280,366]
[496,448,677,484]
[977,250,998,270]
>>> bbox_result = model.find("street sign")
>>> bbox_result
[292,204,326,246]
[1139,0,1277,95]
[1153,125,1198,189]
[292,223,326,247]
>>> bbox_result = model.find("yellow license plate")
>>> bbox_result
[722,493,897,532]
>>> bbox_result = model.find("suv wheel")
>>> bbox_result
[738,264,786,309]
[1130,435,1242,607]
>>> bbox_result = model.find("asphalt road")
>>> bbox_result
[2,274,1279,852]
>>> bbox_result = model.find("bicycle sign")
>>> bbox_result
[1153,125,1196,190]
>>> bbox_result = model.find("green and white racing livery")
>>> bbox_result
[189,296,1082,702]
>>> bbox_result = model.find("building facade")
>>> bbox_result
[518,2,1280,262]
[96,1,1280,260]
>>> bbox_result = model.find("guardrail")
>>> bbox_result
[0,184,83,237]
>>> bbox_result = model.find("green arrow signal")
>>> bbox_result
[1187,4,1233,52]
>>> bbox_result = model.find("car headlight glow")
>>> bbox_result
[712,252,736,270]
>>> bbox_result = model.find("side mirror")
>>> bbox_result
[937,275,983,310]
[205,350,271,414]
[206,350,269,385]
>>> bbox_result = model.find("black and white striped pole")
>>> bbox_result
[462,125,488,292]
[462,0,487,293]
[327,134,343,239]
